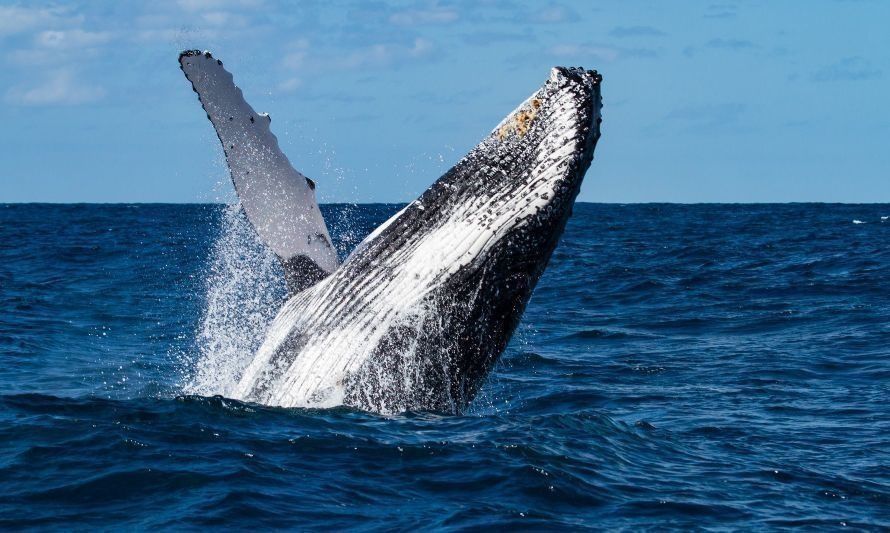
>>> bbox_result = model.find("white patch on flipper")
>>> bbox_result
[180,51,338,273]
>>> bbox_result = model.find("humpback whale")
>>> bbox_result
[180,50,602,414]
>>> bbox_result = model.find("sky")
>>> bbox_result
[0,0,888,203]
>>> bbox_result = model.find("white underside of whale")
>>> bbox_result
[181,52,600,412]
[231,73,587,411]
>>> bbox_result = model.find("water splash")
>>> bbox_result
[184,203,286,397]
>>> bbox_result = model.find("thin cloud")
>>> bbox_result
[705,38,756,50]
[533,3,578,24]
[704,3,738,18]
[276,77,302,93]
[339,38,434,68]
[5,69,105,106]
[281,38,436,73]
[281,39,310,70]
[609,26,666,38]
[389,7,458,26]
[7,29,113,67]
[346,3,458,28]
[488,2,581,25]
[196,10,251,28]
[685,37,757,57]
[175,0,264,12]
[811,56,882,82]
[131,27,221,45]
[129,1,263,45]
[0,4,82,37]
[550,43,656,62]
[34,29,113,49]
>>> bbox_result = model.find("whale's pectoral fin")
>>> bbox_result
[179,50,339,295]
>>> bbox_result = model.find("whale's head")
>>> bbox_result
[455,66,603,240]
[374,66,603,282]
[354,67,602,263]
[339,67,603,411]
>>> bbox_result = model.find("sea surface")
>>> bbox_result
[0,203,887,530]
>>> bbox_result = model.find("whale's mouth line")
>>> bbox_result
[180,51,602,414]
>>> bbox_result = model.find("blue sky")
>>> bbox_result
[0,0,887,203]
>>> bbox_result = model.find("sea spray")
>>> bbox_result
[184,203,286,397]
[3,203,889,529]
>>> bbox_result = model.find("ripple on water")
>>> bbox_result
[0,203,887,528]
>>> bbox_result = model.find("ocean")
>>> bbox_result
[0,203,887,529]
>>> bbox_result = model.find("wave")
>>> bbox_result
[182,204,286,398]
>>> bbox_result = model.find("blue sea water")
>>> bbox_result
[0,203,887,530]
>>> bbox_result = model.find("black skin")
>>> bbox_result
[343,68,601,413]
[232,66,601,414]
[281,255,329,296]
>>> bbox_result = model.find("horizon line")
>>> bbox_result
[3,201,889,206]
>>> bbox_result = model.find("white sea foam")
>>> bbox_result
[853,220,865,224]
[184,203,286,397]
